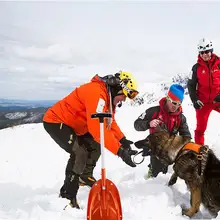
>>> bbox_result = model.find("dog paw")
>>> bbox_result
[182,208,195,217]
[168,176,177,186]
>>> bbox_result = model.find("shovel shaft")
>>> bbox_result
[100,121,105,169]
[101,168,107,209]
[101,168,106,188]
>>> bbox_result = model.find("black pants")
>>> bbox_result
[43,122,101,174]
[149,155,168,177]
[43,122,101,198]
[43,121,77,154]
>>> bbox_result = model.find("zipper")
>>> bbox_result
[208,63,212,103]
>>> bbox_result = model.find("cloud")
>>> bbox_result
[0,1,220,100]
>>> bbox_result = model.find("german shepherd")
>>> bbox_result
[135,131,220,218]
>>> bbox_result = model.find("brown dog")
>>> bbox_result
[136,131,220,218]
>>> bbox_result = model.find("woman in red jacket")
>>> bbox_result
[43,71,139,208]
[188,38,220,145]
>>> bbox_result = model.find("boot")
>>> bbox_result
[79,164,96,187]
[79,174,96,187]
[69,197,80,209]
[59,173,80,209]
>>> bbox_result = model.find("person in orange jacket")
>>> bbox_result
[43,71,139,208]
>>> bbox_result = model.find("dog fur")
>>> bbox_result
[138,131,220,218]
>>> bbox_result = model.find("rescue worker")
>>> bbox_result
[43,71,139,208]
[134,84,191,178]
[188,38,220,145]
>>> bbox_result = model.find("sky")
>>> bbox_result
[1,1,220,100]
[1,89,220,219]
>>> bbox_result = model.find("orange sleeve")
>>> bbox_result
[111,116,124,141]
[84,86,121,155]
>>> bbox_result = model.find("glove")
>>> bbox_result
[120,137,133,148]
[120,137,138,155]
[149,119,160,128]
[117,146,136,167]
[214,94,220,103]
[193,100,204,109]
[119,137,138,155]
[134,139,151,157]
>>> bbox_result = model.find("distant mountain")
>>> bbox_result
[0,99,57,110]
[0,99,57,129]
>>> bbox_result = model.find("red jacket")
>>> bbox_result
[188,54,220,104]
[134,98,191,138]
[149,98,182,134]
[43,75,124,155]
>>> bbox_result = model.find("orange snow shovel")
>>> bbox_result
[87,113,122,220]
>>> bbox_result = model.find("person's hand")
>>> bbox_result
[193,100,204,109]
[117,146,136,167]
[149,119,160,128]
[120,137,138,155]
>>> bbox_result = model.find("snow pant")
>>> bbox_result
[43,122,101,199]
[195,103,220,145]
[149,155,168,177]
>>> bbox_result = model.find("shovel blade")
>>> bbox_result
[87,179,122,220]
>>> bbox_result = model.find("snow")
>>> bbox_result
[1,93,220,220]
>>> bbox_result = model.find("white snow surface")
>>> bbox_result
[1,94,220,220]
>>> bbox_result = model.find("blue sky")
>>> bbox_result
[1,1,220,100]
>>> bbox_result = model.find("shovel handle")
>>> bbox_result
[91,113,112,123]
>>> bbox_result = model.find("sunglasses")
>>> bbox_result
[200,50,212,55]
[167,96,181,106]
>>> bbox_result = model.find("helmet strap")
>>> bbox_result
[107,86,113,130]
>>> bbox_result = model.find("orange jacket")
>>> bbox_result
[43,75,124,154]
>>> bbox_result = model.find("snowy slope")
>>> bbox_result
[1,93,220,220]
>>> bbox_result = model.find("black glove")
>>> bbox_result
[120,137,138,155]
[117,146,136,167]
[134,139,151,157]
[193,100,204,109]
[214,94,220,103]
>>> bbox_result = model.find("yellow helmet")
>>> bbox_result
[118,71,139,99]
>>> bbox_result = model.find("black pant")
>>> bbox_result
[149,155,168,177]
[43,122,101,199]
[43,122,101,175]
[43,122,76,154]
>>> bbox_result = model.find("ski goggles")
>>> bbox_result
[166,96,181,106]
[119,89,139,99]
[127,89,139,99]
[200,50,212,55]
